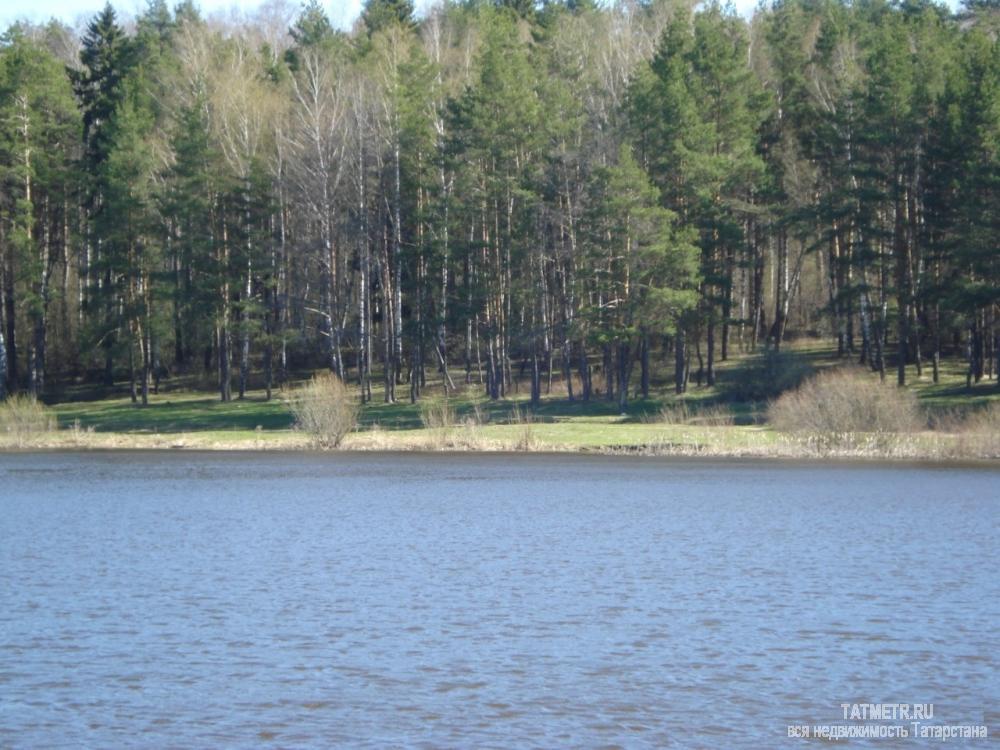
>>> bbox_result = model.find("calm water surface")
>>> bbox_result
[0,452,997,747]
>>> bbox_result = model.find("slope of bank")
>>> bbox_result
[3,419,998,463]
[3,346,999,462]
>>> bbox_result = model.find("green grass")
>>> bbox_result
[906,356,1000,411]
[53,393,294,433]
[36,341,1000,451]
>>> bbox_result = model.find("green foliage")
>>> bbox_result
[582,144,699,339]
[1,0,999,421]
[71,4,134,171]
[286,0,341,69]
[361,0,416,35]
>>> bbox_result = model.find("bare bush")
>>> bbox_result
[768,367,921,434]
[420,398,456,430]
[289,373,359,449]
[656,401,690,425]
[0,395,57,447]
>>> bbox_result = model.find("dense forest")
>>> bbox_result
[1,0,999,409]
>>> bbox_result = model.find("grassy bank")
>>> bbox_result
[2,413,998,462]
[3,343,999,461]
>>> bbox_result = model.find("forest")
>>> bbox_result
[1,0,999,411]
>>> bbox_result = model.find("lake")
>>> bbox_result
[0,452,996,747]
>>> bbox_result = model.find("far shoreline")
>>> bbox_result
[3,426,999,467]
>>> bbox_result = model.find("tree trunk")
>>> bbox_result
[218,323,231,402]
[931,302,940,384]
[128,333,138,404]
[579,341,591,401]
[392,138,403,388]
[3,264,15,392]
[530,337,541,408]
[706,317,716,387]
[640,330,650,399]
[603,343,614,401]
[617,339,631,413]
[239,259,251,399]
[104,264,114,387]
[219,221,232,402]
[675,328,686,394]
[721,245,733,361]
[0,328,7,400]
[563,339,574,401]
[141,321,151,407]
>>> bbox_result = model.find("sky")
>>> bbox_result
[0,0,962,35]
[0,0,763,34]
[0,0,383,32]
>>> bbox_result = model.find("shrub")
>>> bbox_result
[289,373,359,449]
[656,401,690,425]
[0,395,56,447]
[419,398,456,430]
[768,367,921,434]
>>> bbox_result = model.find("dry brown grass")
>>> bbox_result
[769,367,922,434]
[419,398,456,430]
[937,401,1000,459]
[654,401,735,427]
[0,395,57,448]
[288,372,360,449]
[508,405,538,451]
[653,401,691,425]
[959,401,1000,433]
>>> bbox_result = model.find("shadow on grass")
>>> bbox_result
[362,388,760,428]
[50,382,769,435]
[54,396,295,433]
[41,345,998,436]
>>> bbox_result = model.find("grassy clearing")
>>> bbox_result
[6,416,994,462]
[2,341,995,460]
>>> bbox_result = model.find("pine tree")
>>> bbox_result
[447,8,542,399]
[0,27,79,396]
[361,0,416,37]
[162,95,217,374]
[71,3,134,385]
[583,145,699,409]
[100,87,159,404]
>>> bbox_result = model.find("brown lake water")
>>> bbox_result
[0,452,997,747]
